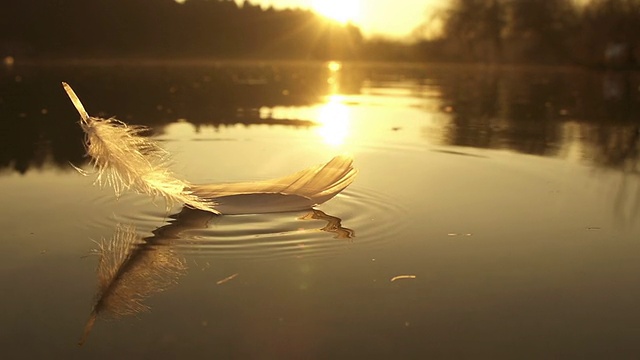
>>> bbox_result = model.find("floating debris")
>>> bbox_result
[390,275,416,282]
[216,273,239,285]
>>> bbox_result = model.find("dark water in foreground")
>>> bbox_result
[1,61,639,359]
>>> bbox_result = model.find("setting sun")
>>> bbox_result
[312,0,361,24]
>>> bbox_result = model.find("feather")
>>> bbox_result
[191,155,358,214]
[62,82,217,213]
[78,224,186,346]
[62,83,357,215]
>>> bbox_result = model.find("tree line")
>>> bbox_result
[0,0,362,60]
[413,0,640,67]
[0,0,638,67]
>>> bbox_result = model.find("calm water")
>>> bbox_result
[1,61,640,359]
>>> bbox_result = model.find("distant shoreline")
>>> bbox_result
[5,56,636,73]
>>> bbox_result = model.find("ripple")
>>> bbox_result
[196,188,402,260]
[88,185,407,261]
[81,189,184,233]
[335,186,409,241]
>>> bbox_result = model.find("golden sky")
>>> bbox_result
[234,0,441,39]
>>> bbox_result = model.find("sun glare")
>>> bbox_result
[312,0,361,24]
[316,96,351,147]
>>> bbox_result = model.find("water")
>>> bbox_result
[1,61,639,359]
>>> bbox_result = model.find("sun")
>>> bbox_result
[312,0,361,24]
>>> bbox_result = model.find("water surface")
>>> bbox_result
[1,61,639,359]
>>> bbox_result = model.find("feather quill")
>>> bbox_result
[62,82,218,213]
[79,224,186,346]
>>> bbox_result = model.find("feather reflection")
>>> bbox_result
[80,207,353,345]
[78,224,186,346]
[299,209,355,240]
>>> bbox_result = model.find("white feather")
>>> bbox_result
[63,83,357,215]
[191,155,357,214]
[63,82,217,213]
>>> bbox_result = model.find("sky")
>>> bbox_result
[233,0,442,39]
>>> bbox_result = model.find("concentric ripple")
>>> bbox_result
[84,186,407,261]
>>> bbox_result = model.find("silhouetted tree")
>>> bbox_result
[438,0,505,62]
[576,0,640,67]
[505,0,578,63]
[0,0,363,60]
[419,0,639,67]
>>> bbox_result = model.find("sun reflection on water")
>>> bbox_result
[317,62,351,147]
[327,61,342,72]
[326,60,342,94]
[316,96,351,147]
